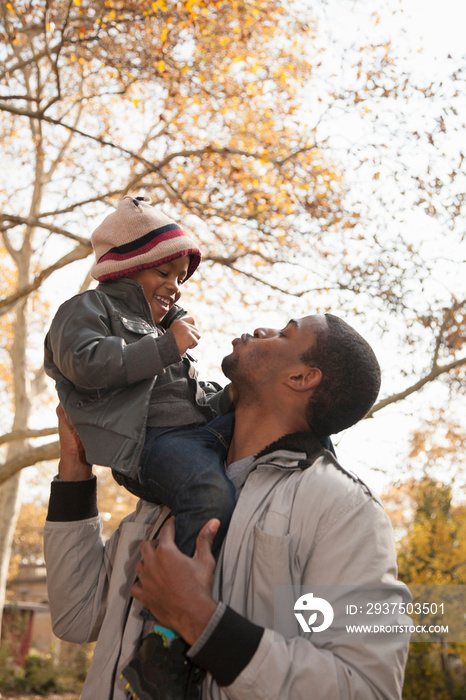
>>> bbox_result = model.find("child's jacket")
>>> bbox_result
[44,278,231,477]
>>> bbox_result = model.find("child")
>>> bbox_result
[44,195,236,561]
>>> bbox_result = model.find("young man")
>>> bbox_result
[44,314,410,700]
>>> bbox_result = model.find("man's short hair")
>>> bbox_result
[301,314,381,437]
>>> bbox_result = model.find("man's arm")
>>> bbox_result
[44,405,109,643]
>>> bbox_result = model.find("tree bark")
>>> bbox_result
[0,473,21,638]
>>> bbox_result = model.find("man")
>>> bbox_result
[44,314,410,700]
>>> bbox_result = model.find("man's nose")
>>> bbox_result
[253,327,275,338]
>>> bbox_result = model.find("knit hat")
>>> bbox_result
[90,196,202,282]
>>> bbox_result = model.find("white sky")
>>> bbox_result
[288,0,466,496]
[405,0,466,58]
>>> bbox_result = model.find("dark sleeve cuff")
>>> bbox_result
[190,605,264,686]
[156,329,182,366]
[159,303,187,328]
[46,475,98,522]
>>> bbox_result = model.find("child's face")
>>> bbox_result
[128,255,190,323]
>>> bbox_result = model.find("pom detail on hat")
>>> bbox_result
[90,196,201,282]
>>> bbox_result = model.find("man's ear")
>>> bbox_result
[284,366,322,393]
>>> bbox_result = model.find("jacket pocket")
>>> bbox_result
[247,526,298,636]
[118,315,154,336]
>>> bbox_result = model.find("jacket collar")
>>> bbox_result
[256,431,325,469]
[254,431,366,489]
[97,279,186,329]
[97,278,148,313]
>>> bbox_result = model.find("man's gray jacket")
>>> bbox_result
[44,432,410,700]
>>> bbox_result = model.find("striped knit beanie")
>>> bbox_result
[90,196,202,282]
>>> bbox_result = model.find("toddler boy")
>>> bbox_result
[44,195,236,561]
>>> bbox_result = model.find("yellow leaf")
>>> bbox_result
[158,60,165,72]
[74,0,81,5]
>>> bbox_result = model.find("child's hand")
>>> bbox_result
[170,316,201,356]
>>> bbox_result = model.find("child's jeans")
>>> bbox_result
[113,413,236,559]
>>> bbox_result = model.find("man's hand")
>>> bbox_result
[56,403,92,481]
[131,517,218,646]
[170,316,201,356]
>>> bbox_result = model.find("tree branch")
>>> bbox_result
[206,258,353,297]
[0,213,91,245]
[0,48,52,80]
[0,101,145,161]
[0,243,91,315]
[39,188,140,217]
[0,427,57,446]
[367,355,466,416]
[0,101,286,174]
[0,440,59,485]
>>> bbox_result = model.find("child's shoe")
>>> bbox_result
[121,630,205,700]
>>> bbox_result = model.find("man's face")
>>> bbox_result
[221,315,327,386]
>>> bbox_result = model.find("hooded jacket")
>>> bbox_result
[44,432,410,700]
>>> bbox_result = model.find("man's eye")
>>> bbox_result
[157,270,168,277]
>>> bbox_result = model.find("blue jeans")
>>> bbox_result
[114,413,236,559]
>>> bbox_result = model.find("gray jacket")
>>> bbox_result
[44,278,231,477]
[44,433,410,700]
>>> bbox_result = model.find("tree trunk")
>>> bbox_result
[0,287,32,637]
[0,472,21,638]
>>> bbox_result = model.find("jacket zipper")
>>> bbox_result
[108,513,172,700]
[109,595,133,700]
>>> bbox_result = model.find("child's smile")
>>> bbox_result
[128,255,190,323]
